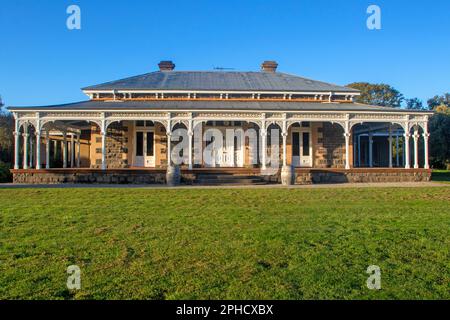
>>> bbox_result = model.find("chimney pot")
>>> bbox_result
[261,61,278,73]
[158,61,175,71]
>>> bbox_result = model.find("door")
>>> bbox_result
[292,129,312,167]
[134,130,155,167]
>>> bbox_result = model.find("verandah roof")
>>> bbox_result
[8,100,430,113]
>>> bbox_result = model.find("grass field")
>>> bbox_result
[0,186,449,300]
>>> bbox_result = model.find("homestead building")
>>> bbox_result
[9,61,432,185]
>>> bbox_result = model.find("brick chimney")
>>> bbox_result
[261,61,278,73]
[158,61,175,71]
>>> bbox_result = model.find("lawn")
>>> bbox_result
[0,187,449,300]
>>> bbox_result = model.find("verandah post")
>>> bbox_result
[23,125,29,170]
[13,117,20,170]
[413,126,420,169]
[45,130,50,169]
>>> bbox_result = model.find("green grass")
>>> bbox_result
[0,187,449,300]
[432,170,450,183]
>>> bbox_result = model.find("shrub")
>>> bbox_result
[0,162,12,183]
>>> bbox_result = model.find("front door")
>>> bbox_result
[135,130,155,167]
[204,126,245,168]
[292,128,312,167]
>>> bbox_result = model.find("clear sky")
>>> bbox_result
[1,0,449,107]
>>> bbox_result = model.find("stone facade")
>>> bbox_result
[294,169,431,184]
[90,123,130,169]
[314,123,346,168]
[13,170,166,184]
[12,169,432,185]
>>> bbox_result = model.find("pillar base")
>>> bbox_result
[166,165,181,186]
[281,165,294,186]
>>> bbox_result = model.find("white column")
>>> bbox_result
[187,120,193,170]
[388,127,393,168]
[63,131,68,168]
[167,131,172,166]
[76,134,81,168]
[23,126,29,170]
[282,132,287,167]
[70,134,75,168]
[14,120,20,169]
[35,131,41,170]
[396,135,400,167]
[260,128,267,170]
[368,132,373,168]
[29,135,34,168]
[404,132,411,169]
[188,130,193,170]
[344,132,351,170]
[282,120,287,167]
[101,132,107,170]
[45,130,50,169]
[423,132,430,169]
[413,127,419,169]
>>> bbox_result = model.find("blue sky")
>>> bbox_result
[0,0,449,107]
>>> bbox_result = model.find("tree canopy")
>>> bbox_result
[405,97,425,110]
[427,93,450,110]
[347,82,404,108]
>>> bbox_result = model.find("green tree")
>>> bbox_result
[405,97,425,110]
[427,93,450,110]
[429,104,450,169]
[0,96,14,182]
[347,82,404,108]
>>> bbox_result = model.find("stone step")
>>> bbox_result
[196,175,258,180]
[194,173,267,185]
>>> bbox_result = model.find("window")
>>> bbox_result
[136,121,145,127]
[302,122,310,128]
[146,132,154,156]
[292,132,300,157]
[303,132,310,156]
[136,132,143,156]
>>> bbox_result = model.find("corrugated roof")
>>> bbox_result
[82,71,360,93]
[9,100,426,113]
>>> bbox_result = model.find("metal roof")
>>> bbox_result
[82,71,360,93]
[9,100,431,113]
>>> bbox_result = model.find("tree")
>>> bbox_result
[0,96,14,182]
[429,104,450,169]
[405,97,425,110]
[347,82,404,108]
[427,93,450,110]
